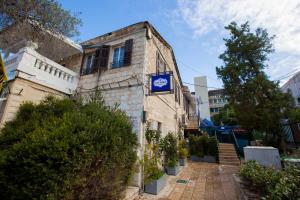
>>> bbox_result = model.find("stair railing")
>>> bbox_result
[231,130,241,162]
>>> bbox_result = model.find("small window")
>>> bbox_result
[156,51,166,73]
[157,122,162,132]
[112,46,125,68]
[82,54,94,75]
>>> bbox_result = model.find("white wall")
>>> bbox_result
[281,72,300,107]
[194,76,211,120]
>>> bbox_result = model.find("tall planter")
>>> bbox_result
[144,174,167,195]
[166,165,181,175]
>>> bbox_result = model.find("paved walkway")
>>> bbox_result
[137,161,239,200]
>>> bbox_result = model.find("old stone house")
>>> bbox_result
[0,21,196,188]
[62,21,195,186]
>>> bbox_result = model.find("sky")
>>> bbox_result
[59,0,300,91]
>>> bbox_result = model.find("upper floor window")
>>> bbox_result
[156,51,166,73]
[82,54,95,75]
[112,46,125,68]
[111,39,133,69]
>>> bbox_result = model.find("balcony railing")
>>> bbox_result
[186,114,199,129]
[3,47,79,94]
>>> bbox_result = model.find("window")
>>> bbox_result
[112,46,125,68]
[82,54,94,75]
[156,51,166,73]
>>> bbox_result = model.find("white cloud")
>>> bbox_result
[176,0,300,84]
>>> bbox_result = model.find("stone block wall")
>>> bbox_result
[0,78,65,126]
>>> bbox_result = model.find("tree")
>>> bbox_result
[0,95,137,199]
[216,22,293,148]
[211,104,238,126]
[0,0,81,39]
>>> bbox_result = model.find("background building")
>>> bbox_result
[208,89,228,117]
[281,72,300,107]
[194,76,210,120]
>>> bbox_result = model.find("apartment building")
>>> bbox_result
[208,89,228,116]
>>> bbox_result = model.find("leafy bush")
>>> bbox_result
[161,132,178,167]
[240,161,300,200]
[143,127,164,184]
[188,134,218,157]
[0,95,137,200]
[207,136,218,157]
[178,140,188,159]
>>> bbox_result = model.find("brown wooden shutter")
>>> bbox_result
[80,52,86,75]
[92,49,100,73]
[99,45,110,69]
[123,39,133,66]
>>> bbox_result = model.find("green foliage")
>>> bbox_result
[0,95,137,200]
[287,108,300,124]
[188,134,218,157]
[143,126,164,184]
[161,132,178,167]
[240,161,300,200]
[143,153,164,184]
[216,22,293,149]
[211,104,238,126]
[0,0,82,37]
[178,140,188,159]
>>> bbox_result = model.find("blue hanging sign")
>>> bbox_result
[151,74,171,92]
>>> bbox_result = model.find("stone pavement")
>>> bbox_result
[136,161,240,200]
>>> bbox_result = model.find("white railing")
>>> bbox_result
[4,47,79,94]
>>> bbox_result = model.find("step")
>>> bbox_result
[220,159,240,163]
[219,151,236,154]
[220,160,240,165]
[219,156,239,160]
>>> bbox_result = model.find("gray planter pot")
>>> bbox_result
[203,155,216,163]
[190,155,216,163]
[144,174,167,195]
[166,165,181,176]
[179,158,187,166]
[190,155,203,162]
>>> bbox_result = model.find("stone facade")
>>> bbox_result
[0,78,66,125]
[75,22,190,187]
[0,21,195,189]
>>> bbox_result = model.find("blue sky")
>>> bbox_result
[59,0,300,91]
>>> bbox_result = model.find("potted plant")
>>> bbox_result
[161,132,181,176]
[189,134,218,163]
[178,140,188,166]
[143,127,166,195]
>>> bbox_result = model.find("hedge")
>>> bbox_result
[0,96,137,200]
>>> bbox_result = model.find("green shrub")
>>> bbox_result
[143,127,164,184]
[161,132,178,167]
[207,136,218,157]
[0,95,137,200]
[240,161,300,200]
[188,134,218,157]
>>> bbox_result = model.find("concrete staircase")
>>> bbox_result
[218,143,240,166]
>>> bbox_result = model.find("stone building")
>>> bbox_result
[0,21,196,188]
[68,22,193,186]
